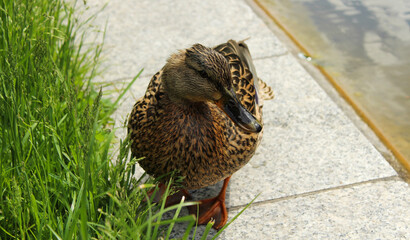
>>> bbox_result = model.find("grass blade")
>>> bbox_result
[200,220,215,240]
[64,183,84,240]
[212,193,261,240]
[181,219,197,240]
[164,194,187,240]
[104,69,143,121]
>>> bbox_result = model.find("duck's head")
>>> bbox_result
[162,44,261,133]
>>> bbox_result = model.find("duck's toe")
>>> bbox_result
[188,194,228,230]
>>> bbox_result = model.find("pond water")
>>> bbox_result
[258,0,410,167]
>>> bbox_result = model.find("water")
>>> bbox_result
[259,0,410,166]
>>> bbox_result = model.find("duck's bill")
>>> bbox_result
[216,89,262,133]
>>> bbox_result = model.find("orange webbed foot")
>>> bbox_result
[188,177,231,230]
[188,194,228,229]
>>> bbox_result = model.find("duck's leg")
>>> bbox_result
[165,188,192,207]
[147,183,192,207]
[188,176,231,230]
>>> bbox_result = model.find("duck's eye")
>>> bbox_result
[198,70,208,78]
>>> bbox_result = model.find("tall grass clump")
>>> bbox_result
[0,0,109,238]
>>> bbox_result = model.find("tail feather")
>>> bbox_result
[258,78,275,101]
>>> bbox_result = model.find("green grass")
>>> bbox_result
[0,1,254,239]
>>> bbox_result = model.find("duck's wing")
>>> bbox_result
[214,40,273,117]
[128,70,163,142]
[235,40,274,102]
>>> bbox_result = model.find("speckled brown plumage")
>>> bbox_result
[128,40,273,190]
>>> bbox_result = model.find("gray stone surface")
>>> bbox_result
[83,0,410,239]
[86,0,287,83]
[222,180,410,240]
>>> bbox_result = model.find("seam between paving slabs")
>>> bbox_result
[227,175,401,211]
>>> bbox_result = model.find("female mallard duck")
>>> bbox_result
[128,40,273,229]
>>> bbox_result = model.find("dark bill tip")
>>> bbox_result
[216,90,262,133]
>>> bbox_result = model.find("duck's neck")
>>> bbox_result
[158,82,209,113]
[168,94,211,116]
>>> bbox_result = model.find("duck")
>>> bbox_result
[128,39,274,229]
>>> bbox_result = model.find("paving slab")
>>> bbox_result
[167,179,410,239]
[222,179,410,240]
[86,0,287,83]
[226,54,396,206]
